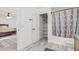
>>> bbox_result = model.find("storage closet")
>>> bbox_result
[40,13,48,40]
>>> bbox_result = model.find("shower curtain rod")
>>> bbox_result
[51,7,79,13]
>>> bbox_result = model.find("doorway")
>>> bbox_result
[40,13,48,40]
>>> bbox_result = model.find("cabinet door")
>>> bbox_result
[17,8,33,50]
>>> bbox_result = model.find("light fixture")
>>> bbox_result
[6,12,12,19]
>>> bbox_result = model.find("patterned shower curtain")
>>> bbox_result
[52,8,79,38]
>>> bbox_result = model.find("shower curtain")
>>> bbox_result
[52,8,79,38]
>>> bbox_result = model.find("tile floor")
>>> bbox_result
[23,39,48,51]
[0,35,73,51]
[23,39,67,51]
[0,35,17,51]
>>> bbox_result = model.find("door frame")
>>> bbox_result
[39,13,48,40]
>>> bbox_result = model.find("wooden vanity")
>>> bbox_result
[74,35,79,51]
[0,24,16,37]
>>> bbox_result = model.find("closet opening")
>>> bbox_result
[40,13,48,40]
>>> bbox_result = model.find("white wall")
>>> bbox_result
[32,8,40,43]
[36,7,51,14]
[0,7,16,28]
